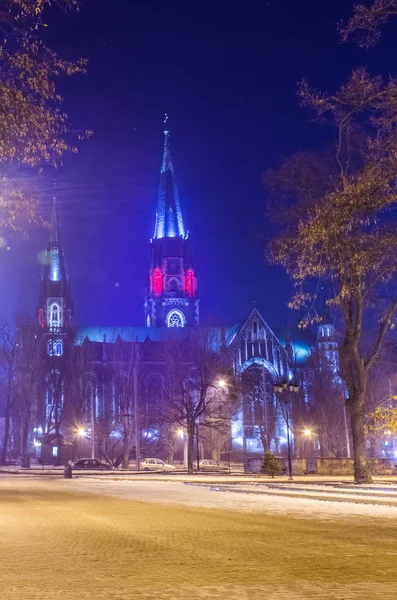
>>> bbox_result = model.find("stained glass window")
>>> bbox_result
[167,310,184,328]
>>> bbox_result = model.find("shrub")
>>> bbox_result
[261,451,281,478]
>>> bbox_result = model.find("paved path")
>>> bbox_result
[1,478,397,599]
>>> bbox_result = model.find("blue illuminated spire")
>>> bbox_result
[49,197,61,282]
[153,115,186,239]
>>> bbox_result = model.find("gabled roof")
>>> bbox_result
[227,306,285,348]
[225,306,316,363]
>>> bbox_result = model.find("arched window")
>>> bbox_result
[241,365,276,452]
[153,267,163,294]
[85,374,99,420]
[186,268,195,297]
[167,310,185,328]
[168,277,180,292]
[54,340,63,356]
[112,373,129,423]
[145,374,164,423]
[49,303,60,327]
[47,340,53,356]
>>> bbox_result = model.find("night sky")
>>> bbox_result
[2,0,397,328]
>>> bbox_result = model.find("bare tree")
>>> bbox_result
[157,423,180,464]
[310,371,348,458]
[108,339,140,469]
[160,330,232,474]
[241,365,277,452]
[200,418,231,462]
[0,0,88,235]
[14,323,41,467]
[63,339,98,459]
[95,416,123,467]
[363,345,397,455]
[266,67,397,482]
[0,317,18,465]
[340,0,397,48]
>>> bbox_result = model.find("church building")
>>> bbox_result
[33,121,339,465]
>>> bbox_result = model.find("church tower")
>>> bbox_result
[37,200,73,357]
[145,117,199,328]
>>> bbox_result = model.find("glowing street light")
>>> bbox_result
[77,427,86,438]
[304,428,313,437]
[177,429,184,439]
[218,379,227,389]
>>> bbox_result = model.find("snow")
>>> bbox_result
[2,477,397,598]
[31,477,397,520]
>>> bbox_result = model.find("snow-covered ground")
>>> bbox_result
[2,477,397,598]
[15,476,396,520]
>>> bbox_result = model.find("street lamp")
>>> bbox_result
[273,381,299,481]
[77,427,86,438]
[177,429,184,439]
[218,379,227,389]
[304,428,312,437]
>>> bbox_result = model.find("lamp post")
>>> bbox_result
[273,381,299,481]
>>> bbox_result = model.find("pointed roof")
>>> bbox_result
[153,115,186,239]
[42,198,68,288]
[37,198,73,318]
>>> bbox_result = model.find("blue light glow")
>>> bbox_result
[50,249,61,282]
[153,129,186,239]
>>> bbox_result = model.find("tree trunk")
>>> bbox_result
[21,419,30,469]
[122,411,130,469]
[0,405,10,465]
[2,369,14,464]
[259,426,269,453]
[348,392,372,483]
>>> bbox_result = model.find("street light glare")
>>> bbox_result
[77,427,86,437]
[177,429,184,439]
[304,429,312,437]
[218,379,227,388]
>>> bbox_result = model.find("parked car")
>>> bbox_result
[198,459,229,471]
[140,458,176,472]
[72,458,113,470]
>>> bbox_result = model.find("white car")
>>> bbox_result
[198,459,229,471]
[140,458,176,472]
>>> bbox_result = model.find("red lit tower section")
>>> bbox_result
[144,120,199,328]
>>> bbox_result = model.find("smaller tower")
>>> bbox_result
[145,117,199,328]
[37,199,73,357]
[317,309,339,373]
